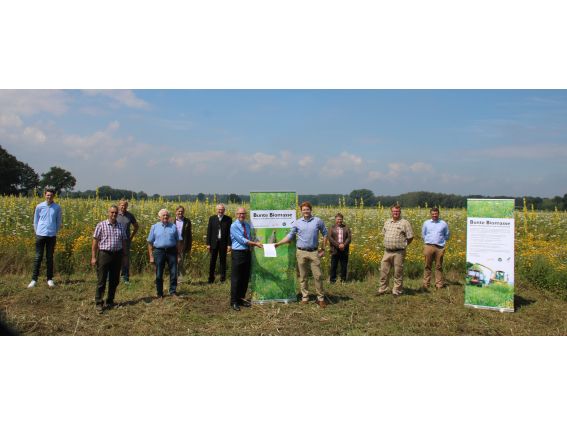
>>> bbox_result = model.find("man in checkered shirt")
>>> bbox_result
[91,205,128,313]
[378,203,414,296]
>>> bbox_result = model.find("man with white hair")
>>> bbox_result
[206,203,232,283]
[147,209,183,298]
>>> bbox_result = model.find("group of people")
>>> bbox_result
[28,191,450,314]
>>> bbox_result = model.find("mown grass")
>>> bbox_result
[1,271,565,335]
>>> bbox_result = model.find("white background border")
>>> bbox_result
[2,1,566,424]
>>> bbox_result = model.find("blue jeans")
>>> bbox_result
[153,248,178,296]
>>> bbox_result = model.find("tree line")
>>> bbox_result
[1,145,76,195]
[2,145,565,210]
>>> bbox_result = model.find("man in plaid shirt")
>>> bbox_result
[378,203,414,296]
[91,205,128,314]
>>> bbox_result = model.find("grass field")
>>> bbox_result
[1,195,566,335]
[1,271,565,335]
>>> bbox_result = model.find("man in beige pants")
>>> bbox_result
[421,207,450,290]
[275,201,328,308]
[378,204,414,296]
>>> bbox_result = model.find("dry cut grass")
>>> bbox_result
[1,271,566,336]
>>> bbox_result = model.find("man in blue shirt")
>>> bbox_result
[275,201,328,308]
[28,189,62,288]
[421,207,450,290]
[147,209,183,298]
[229,207,263,311]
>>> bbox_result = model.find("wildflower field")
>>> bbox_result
[0,195,566,295]
[1,195,566,335]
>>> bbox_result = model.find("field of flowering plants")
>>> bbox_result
[0,195,566,294]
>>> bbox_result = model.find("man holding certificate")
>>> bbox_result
[229,207,263,311]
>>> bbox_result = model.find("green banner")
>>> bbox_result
[250,192,297,303]
[465,199,515,312]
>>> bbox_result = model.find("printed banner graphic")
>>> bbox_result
[250,192,297,303]
[465,199,515,312]
[250,210,296,228]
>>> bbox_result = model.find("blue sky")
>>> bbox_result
[1,89,566,196]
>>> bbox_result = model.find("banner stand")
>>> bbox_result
[465,199,515,313]
[249,192,298,304]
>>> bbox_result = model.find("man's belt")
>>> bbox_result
[297,247,317,252]
[153,247,177,252]
[385,248,405,252]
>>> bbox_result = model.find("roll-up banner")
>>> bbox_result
[250,192,297,303]
[465,199,515,312]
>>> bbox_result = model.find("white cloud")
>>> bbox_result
[409,161,434,173]
[477,144,567,159]
[82,90,149,109]
[22,126,47,144]
[62,121,123,159]
[298,155,313,167]
[368,161,435,181]
[0,90,69,115]
[113,158,127,169]
[0,113,23,128]
[248,152,276,171]
[169,151,227,170]
[320,152,363,178]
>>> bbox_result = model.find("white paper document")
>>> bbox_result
[263,244,277,257]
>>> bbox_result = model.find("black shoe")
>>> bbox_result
[239,299,252,308]
[207,278,214,284]
[231,303,240,311]
[105,301,116,309]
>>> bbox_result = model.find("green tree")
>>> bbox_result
[228,193,242,203]
[40,166,77,194]
[349,189,375,206]
[0,145,40,195]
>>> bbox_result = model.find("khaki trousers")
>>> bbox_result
[296,249,324,301]
[379,249,406,295]
[423,244,445,288]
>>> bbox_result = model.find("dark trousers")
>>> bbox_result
[330,250,349,282]
[209,244,228,281]
[96,250,122,305]
[32,236,56,281]
[154,247,178,296]
[121,239,131,281]
[231,250,251,304]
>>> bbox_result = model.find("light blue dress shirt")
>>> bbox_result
[147,222,181,248]
[230,221,253,250]
[34,201,62,237]
[422,219,450,247]
[287,216,328,249]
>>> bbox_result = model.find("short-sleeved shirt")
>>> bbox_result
[116,211,137,238]
[147,222,181,249]
[382,218,413,250]
[93,220,128,252]
[287,216,328,250]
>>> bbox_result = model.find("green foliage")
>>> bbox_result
[40,166,76,194]
[520,255,567,294]
[0,145,39,195]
